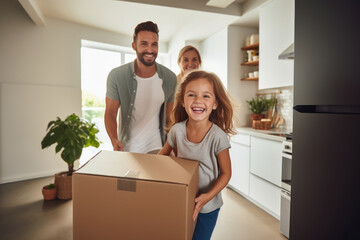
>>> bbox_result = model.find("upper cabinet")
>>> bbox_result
[259,0,294,89]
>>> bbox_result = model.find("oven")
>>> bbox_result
[280,134,292,238]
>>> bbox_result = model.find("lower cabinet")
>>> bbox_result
[249,174,281,218]
[228,131,283,220]
[250,136,283,187]
[229,135,250,195]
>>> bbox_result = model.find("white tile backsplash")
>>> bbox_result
[276,87,293,131]
[257,86,293,132]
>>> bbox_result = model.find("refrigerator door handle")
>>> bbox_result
[293,105,360,115]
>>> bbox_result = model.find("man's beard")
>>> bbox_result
[136,51,157,66]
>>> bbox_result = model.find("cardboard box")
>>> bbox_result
[73,150,199,240]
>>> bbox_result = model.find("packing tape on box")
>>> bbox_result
[124,169,140,178]
[117,178,137,192]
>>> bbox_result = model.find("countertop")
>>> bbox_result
[235,127,290,142]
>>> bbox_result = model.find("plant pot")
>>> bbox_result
[252,120,263,130]
[42,187,57,200]
[55,171,72,200]
[250,113,265,122]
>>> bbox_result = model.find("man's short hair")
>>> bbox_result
[133,21,159,43]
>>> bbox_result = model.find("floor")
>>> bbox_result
[0,177,287,240]
[213,188,287,240]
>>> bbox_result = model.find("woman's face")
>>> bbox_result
[179,50,200,74]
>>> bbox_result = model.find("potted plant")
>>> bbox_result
[246,96,272,121]
[42,183,57,200]
[41,113,100,199]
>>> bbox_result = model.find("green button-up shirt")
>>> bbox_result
[106,61,177,146]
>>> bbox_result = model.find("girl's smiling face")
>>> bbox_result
[183,78,218,123]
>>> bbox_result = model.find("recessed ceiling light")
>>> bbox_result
[206,0,236,8]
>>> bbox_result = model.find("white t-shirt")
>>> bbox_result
[124,73,164,153]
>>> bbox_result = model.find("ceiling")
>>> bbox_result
[19,0,267,43]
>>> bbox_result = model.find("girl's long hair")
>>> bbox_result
[170,70,236,135]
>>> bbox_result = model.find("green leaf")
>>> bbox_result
[41,113,100,170]
[246,96,273,114]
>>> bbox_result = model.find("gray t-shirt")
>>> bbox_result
[167,120,231,213]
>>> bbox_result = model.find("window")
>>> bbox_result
[81,46,119,156]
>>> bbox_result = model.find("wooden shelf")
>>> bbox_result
[241,43,259,82]
[241,43,259,50]
[241,60,259,66]
[241,77,258,81]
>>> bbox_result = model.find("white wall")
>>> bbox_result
[168,37,187,74]
[227,25,259,127]
[200,28,228,86]
[185,40,201,50]
[0,83,81,183]
[0,0,167,183]
[201,25,259,127]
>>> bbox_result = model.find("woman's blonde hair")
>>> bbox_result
[170,70,236,135]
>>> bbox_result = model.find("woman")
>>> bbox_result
[177,45,202,84]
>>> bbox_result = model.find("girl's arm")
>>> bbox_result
[192,148,232,221]
[158,141,173,156]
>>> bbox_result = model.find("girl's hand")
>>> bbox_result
[158,141,173,156]
[112,139,124,151]
[193,193,211,221]
[192,149,232,221]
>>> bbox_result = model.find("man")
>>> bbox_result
[105,21,177,154]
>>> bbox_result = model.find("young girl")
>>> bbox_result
[158,70,236,240]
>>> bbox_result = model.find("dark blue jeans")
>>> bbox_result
[192,208,220,240]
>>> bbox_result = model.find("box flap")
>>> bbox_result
[75,150,198,185]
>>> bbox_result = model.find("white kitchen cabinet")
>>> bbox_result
[227,129,284,220]
[250,136,283,187]
[259,0,294,89]
[249,174,281,218]
[229,133,250,195]
[249,135,283,219]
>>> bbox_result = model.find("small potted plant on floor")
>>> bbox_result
[42,183,57,200]
[41,113,100,200]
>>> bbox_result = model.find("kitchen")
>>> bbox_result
[1,0,359,239]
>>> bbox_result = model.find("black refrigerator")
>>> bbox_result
[290,0,360,239]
